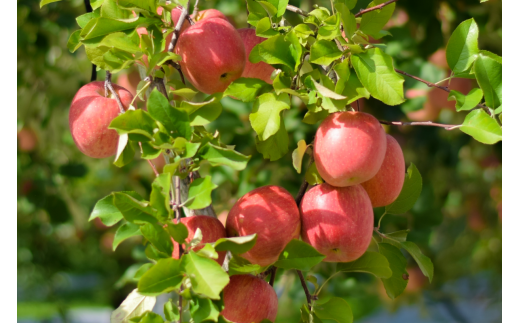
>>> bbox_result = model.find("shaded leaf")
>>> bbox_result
[385,163,422,215]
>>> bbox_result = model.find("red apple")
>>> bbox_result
[69,81,133,158]
[172,215,227,265]
[237,28,275,84]
[176,18,246,94]
[226,185,301,266]
[314,111,387,187]
[360,134,405,207]
[221,275,278,323]
[117,70,141,96]
[191,9,229,23]
[300,183,373,262]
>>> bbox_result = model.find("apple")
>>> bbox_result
[226,185,301,266]
[300,183,373,262]
[176,18,246,94]
[172,215,227,265]
[221,274,278,323]
[314,111,387,187]
[191,9,229,23]
[69,81,133,158]
[237,28,275,84]
[117,70,141,96]
[360,134,405,207]
[17,127,38,152]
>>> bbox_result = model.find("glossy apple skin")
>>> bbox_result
[361,134,405,207]
[69,81,132,158]
[314,111,387,187]
[300,183,373,262]
[176,18,246,94]
[226,185,301,266]
[237,28,275,84]
[221,275,278,323]
[172,215,227,265]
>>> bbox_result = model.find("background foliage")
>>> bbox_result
[18,0,502,322]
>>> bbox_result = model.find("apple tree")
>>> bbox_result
[38,0,502,322]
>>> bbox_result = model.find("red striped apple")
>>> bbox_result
[172,215,227,265]
[226,185,301,266]
[69,81,132,158]
[176,18,246,94]
[314,111,387,187]
[221,275,278,323]
[300,183,373,262]
[361,134,405,207]
[237,28,275,84]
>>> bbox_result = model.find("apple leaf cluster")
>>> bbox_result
[39,0,503,322]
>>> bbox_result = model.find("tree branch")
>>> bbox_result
[168,0,191,53]
[192,0,201,19]
[379,120,460,130]
[286,4,309,17]
[297,270,312,308]
[104,72,125,114]
[269,267,277,286]
[355,0,398,17]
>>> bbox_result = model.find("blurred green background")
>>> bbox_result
[17,0,502,322]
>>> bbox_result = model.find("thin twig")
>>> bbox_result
[175,177,181,221]
[168,0,191,52]
[269,267,277,286]
[105,72,125,114]
[379,120,460,130]
[355,0,398,17]
[297,270,312,308]
[192,0,201,19]
[286,4,309,17]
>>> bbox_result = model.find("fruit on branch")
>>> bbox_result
[237,28,275,84]
[172,215,227,265]
[221,274,278,323]
[176,18,246,94]
[117,70,141,96]
[191,9,229,23]
[360,134,405,207]
[69,81,133,158]
[226,186,301,266]
[314,111,387,187]
[300,183,373,262]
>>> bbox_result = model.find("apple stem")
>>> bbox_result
[286,5,309,17]
[192,0,200,20]
[104,71,126,114]
[297,270,313,308]
[168,0,191,53]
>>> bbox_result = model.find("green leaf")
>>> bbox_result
[200,143,251,171]
[274,239,326,271]
[385,163,422,215]
[90,192,143,226]
[317,14,341,41]
[446,18,479,73]
[304,162,324,185]
[190,296,220,323]
[134,263,154,281]
[336,251,392,278]
[251,34,298,70]
[80,17,160,40]
[448,88,483,111]
[150,174,171,222]
[114,136,135,167]
[113,192,157,224]
[359,0,395,38]
[401,241,434,283]
[250,93,291,141]
[109,110,157,140]
[101,32,142,54]
[256,17,279,38]
[228,255,269,276]
[335,1,356,39]
[40,0,62,8]
[137,258,183,296]
[292,140,307,174]
[333,60,351,94]
[314,297,353,323]
[246,0,270,27]
[310,40,343,66]
[110,289,156,323]
[213,234,257,254]
[378,243,408,299]
[184,176,218,210]
[100,0,134,20]
[147,89,191,140]
[165,222,189,245]
[460,109,502,144]
[341,69,371,104]
[179,94,223,126]
[129,311,165,323]
[224,78,273,103]
[255,119,289,161]
[164,299,180,322]
[67,30,82,53]
[311,78,347,100]
[181,251,230,299]
[113,222,141,251]
[141,223,174,255]
[351,48,404,105]
[474,53,502,110]
[196,244,220,260]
